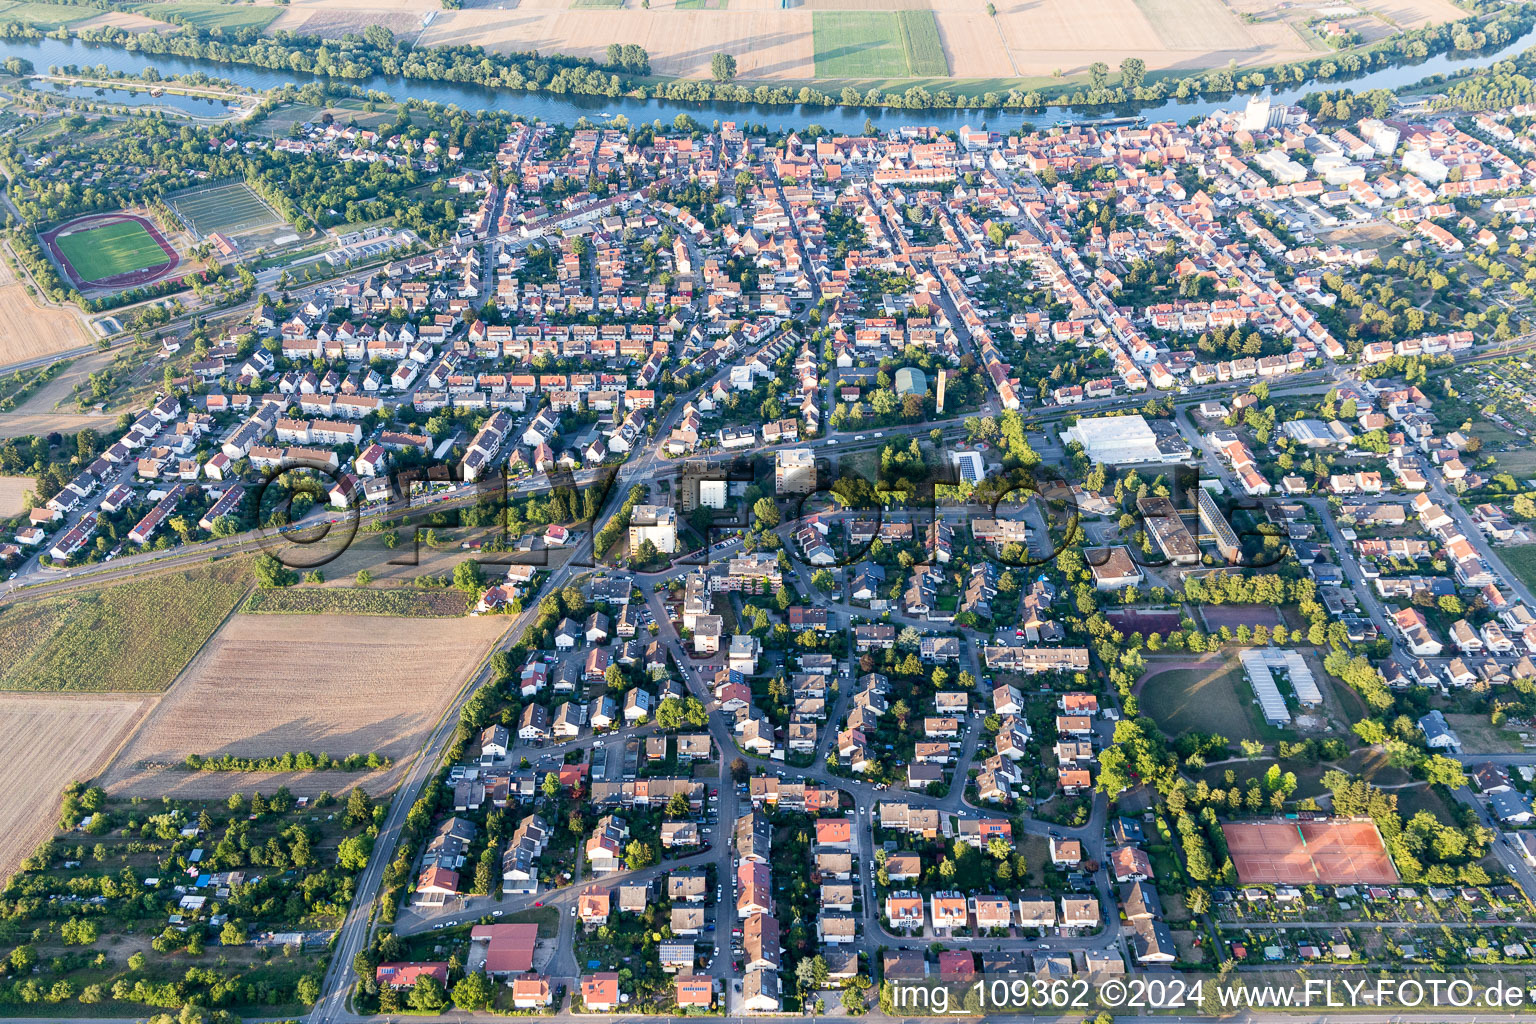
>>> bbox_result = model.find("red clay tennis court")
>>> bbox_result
[1222,819,1398,885]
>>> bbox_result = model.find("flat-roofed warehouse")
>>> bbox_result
[1062,414,1191,466]
[1136,495,1200,566]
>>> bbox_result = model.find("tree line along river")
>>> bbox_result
[2,26,1533,133]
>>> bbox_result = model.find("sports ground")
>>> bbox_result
[170,181,284,239]
[1222,819,1399,885]
[40,212,179,291]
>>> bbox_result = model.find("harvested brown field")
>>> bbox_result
[257,0,1466,81]
[71,9,175,31]
[99,613,509,798]
[0,348,114,440]
[1354,0,1465,29]
[0,475,32,517]
[0,253,85,368]
[415,2,815,78]
[266,5,425,37]
[931,9,1015,77]
[990,0,1313,77]
[0,694,149,880]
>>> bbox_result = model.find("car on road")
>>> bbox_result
[492,910,503,917]
[534,901,543,907]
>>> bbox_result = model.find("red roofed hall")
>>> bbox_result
[470,922,540,976]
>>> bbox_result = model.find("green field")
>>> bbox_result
[1503,544,1536,593]
[0,1,94,27]
[243,585,470,617]
[1140,660,1282,743]
[812,11,948,78]
[53,218,168,283]
[0,562,250,691]
[130,0,283,31]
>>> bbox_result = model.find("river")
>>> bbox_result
[1,26,1532,131]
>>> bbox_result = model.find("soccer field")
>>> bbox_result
[813,11,949,78]
[53,220,169,284]
[172,181,282,238]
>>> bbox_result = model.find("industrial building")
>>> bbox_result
[1198,488,1241,564]
[1062,415,1191,466]
[1136,495,1200,566]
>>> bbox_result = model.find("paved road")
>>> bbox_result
[313,472,628,1024]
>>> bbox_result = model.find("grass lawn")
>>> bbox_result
[1190,751,1410,803]
[243,585,470,617]
[1141,661,1284,744]
[1017,832,1049,886]
[0,561,250,691]
[1500,544,1536,592]
[130,0,283,30]
[674,0,728,8]
[812,11,947,78]
[496,905,559,932]
[53,219,167,282]
[1395,782,1457,825]
[0,1,95,27]
[1489,447,1536,479]
[1443,712,1528,755]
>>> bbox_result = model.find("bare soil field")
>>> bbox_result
[99,613,509,798]
[0,475,32,517]
[0,694,149,880]
[991,0,1311,77]
[1315,220,1405,246]
[0,255,85,368]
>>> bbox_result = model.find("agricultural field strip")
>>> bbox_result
[98,612,509,798]
[0,694,150,879]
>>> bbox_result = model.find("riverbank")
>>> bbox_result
[0,17,1531,134]
[0,0,1517,129]
[25,73,257,120]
